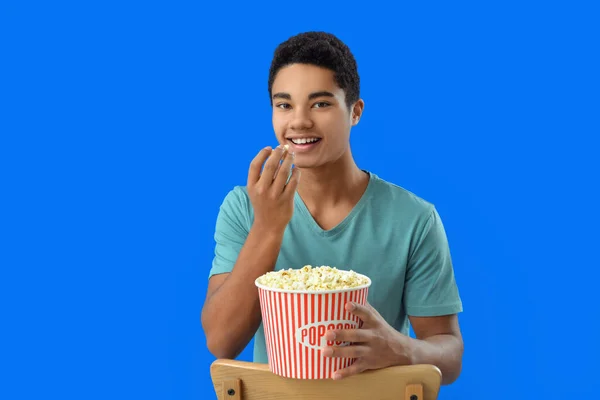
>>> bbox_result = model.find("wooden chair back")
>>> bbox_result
[210,359,442,400]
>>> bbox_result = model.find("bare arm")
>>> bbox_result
[201,145,299,360]
[201,225,284,359]
[401,207,464,384]
[321,303,463,384]
[324,207,463,383]
[406,314,464,385]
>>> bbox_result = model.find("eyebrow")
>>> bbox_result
[272,91,335,100]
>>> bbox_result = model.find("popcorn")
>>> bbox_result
[256,265,369,291]
[255,264,372,379]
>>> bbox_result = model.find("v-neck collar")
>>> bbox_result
[294,171,376,237]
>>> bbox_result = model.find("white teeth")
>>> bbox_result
[291,138,319,145]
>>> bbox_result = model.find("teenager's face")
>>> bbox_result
[271,63,363,168]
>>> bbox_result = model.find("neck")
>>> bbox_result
[296,148,368,206]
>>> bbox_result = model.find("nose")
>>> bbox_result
[289,107,314,131]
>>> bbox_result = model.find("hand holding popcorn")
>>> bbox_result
[247,144,300,234]
[321,301,414,380]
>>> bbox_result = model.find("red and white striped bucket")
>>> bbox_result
[255,274,371,379]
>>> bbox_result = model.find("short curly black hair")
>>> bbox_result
[268,31,360,109]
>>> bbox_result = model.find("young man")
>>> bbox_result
[201,31,464,384]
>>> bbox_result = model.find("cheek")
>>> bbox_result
[272,114,288,136]
[322,115,350,141]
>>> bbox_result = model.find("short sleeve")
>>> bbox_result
[403,207,463,317]
[208,186,252,278]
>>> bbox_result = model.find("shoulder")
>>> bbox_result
[220,185,250,206]
[367,172,435,217]
[216,185,254,227]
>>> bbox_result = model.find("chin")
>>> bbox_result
[294,158,327,169]
[292,158,313,169]
[292,161,311,169]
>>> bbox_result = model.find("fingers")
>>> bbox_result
[346,302,377,325]
[248,144,300,196]
[273,149,295,191]
[325,328,373,344]
[260,146,287,184]
[247,146,273,185]
[322,344,370,359]
[332,361,367,380]
[272,147,292,183]
[283,165,301,196]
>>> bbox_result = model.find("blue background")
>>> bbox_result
[1,1,599,399]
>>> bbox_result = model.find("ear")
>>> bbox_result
[351,99,365,126]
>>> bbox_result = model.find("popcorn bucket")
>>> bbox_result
[255,270,371,380]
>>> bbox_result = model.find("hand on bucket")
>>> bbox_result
[321,301,414,380]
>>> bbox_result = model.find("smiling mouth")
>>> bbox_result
[288,137,321,145]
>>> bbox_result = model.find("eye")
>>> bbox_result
[276,103,291,109]
[313,102,330,108]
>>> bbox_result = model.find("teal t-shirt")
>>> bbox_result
[208,171,463,364]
